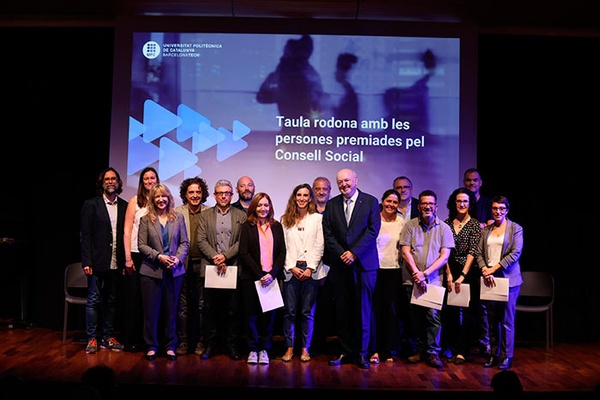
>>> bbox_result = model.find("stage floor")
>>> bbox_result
[1,325,599,399]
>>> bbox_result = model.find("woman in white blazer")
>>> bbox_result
[280,183,328,362]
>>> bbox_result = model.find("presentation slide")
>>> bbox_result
[110,26,471,218]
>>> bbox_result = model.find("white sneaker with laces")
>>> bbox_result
[258,350,269,364]
[247,351,258,364]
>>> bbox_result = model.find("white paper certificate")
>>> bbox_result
[410,283,446,310]
[255,279,284,312]
[480,277,509,302]
[446,283,470,307]
[205,265,237,289]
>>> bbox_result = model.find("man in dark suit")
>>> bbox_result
[322,168,381,369]
[80,167,128,354]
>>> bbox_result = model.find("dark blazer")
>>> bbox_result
[196,205,247,277]
[80,195,128,272]
[322,189,381,271]
[239,221,286,281]
[138,212,189,279]
[408,197,419,219]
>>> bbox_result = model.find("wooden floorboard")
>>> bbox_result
[1,325,599,399]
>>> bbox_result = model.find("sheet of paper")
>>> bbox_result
[255,278,284,312]
[446,283,470,307]
[204,265,237,289]
[480,277,509,302]
[410,283,445,310]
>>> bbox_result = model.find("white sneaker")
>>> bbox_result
[258,350,269,364]
[247,351,258,364]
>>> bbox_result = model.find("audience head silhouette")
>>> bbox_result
[491,370,523,398]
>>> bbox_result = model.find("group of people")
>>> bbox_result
[79,166,523,371]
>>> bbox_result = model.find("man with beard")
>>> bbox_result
[231,176,255,213]
[80,167,128,354]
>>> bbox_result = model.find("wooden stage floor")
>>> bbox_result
[1,325,599,399]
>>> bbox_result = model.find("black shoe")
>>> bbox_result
[484,356,498,368]
[145,350,157,361]
[201,346,215,359]
[166,350,177,361]
[498,357,512,370]
[427,353,443,368]
[356,355,370,369]
[328,354,352,366]
[229,348,242,361]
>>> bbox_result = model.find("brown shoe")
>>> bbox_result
[194,342,205,356]
[300,348,311,362]
[407,353,423,363]
[282,347,294,362]
[175,342,188,355]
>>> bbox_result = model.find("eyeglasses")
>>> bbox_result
[419,202,436,207]
[492,206,507,212]
[215,191,232,196]
[456,200,469,204]
[395,186,412,190]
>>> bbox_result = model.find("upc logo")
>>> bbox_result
[142,41,161,59]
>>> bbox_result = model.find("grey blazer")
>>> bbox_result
[476,218,524,288]
[138,211,189,279]
[196,205,247,277]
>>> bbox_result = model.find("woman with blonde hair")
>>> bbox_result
[138,183,189,361]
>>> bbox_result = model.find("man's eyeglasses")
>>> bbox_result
[492,206,507,212]
[395,186,412,190]
[419,202,436,207]
[215,191,232,196]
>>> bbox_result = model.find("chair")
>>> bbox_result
[516,271,554,352]
[63,262,88,344]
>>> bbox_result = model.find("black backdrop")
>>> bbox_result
[0,27,597,343]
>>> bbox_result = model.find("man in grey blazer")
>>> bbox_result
[322,168,381,369]
[197,179,247,360]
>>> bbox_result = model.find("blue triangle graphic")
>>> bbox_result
[127,136,160,175]
[232,120,251,140]
[183,165,203,178]
[158,137,199,180]
[192,122,225,153]
[177,104,211,142]
[216,127,248,161]
[143,100,182,143]
[129,116,145,140]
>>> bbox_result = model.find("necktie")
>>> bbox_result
[345,199,352,226]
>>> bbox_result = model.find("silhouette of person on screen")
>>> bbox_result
[332,52,359,134]
[382,49,436,134]
[257,34,324,133]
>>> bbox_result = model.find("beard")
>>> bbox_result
[240,191,253,201]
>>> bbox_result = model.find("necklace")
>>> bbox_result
[455,216,470,230]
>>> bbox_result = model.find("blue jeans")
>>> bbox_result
[406,285,442,355]
[86,269,118,340]
[282,276,320,349]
